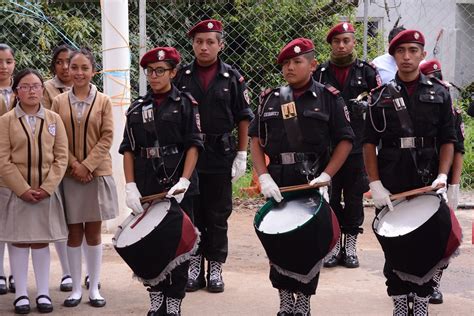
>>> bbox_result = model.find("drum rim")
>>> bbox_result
[254,188,322,234]
[372,192,440,238]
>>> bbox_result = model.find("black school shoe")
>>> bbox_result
[9,275,16,293]
[36,295,53,313]
[13,296,30,314]
[0,276,7,295]
[89,297,106,307]
[429,288,443,304]
[60,275,73,292]
[63,296,82,307]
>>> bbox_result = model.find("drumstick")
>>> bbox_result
[280,182,331,193]
[140,189,186,204]
[389,184,444,201]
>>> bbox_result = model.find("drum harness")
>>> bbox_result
[258,86,324,182]
[126,97,184,187]
[368,82,437,185]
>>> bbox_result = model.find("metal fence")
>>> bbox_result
[1,0,473,187]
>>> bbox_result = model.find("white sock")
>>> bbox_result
[9,246,29,306]
[31,247,50,304]
[82,237,89,276]
[84,244,103,300]
[54,241,71,280]
[0,242,5,278]
[66,246,82,300]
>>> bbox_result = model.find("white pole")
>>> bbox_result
[101,0,130,232]
[139,0,147,96]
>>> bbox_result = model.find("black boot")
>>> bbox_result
[185,254,205,292]
[343,234,359,268]
[147,291,165,316]
[392,295,409,316]
[323,234,342,268]
[277,289,294,316]
[293,292,311,316]
[165,297,182,316]
[429,268,443,304]
[207,261,224,293]
[413,294,429,316]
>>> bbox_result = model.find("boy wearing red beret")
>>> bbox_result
[314,22,381,269]
[249,38,354,316]
[175,19,254,294]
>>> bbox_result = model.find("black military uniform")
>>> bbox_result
[249,78,354,295]
[119,85,203,308]
[364,73,456,298]
[174,58,253,290]
[313,59,379,268]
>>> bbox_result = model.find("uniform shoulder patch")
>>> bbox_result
[325,84,340,96]
[239,76,245,83]
[182,92,199,106]
[431,77,450,89]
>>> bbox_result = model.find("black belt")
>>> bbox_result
[381,137,436,149]
[270,152,318,165]
[139,144,180,159]
[203,133,231,144]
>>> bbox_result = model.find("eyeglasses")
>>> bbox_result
[16,84,43,92]
[143,67,173,77]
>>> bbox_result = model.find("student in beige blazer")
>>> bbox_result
[0,43,16,296]
[0,69,69,314]
[43,44,75,294]
[51,48,118,308]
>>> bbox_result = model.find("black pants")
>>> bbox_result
[330,154,368,235]
[147,195,194,299]
[269,266,320,295]
[194,172,233,263]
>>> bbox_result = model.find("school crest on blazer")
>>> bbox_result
[48,123,56,136]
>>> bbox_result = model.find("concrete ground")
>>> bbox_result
[0,201,472,315]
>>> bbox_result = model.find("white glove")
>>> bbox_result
[231,151,247,183]
[431,173,448,195]
[369,180,393,211]
[309,172,331,202]
[447,184,460,210]
[166,177,190,203]
[258,173,283,202]
[125,182,144,214]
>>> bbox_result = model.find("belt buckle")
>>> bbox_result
[280,152,296,164]
[146,146,161,158]
[400,137,415,149]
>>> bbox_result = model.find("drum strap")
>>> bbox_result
[279,86,304,151]
[386,82,432,184]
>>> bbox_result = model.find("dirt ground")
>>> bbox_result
[0,199,472,315]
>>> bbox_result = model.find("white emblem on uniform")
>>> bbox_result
[207,22,214,29]
[195,113,201,132]
[433,64,438,70]
[48,123,56,136]
[461,122,465,138]
[343,106,351,122]
[243,89,250,105]
[414,32,420,40]
[294,46,301,54]
[343,23,348,31]
[185,70,191,75]
[223,72,229,78]
[158,50,165,60]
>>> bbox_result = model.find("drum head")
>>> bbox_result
[255,189,322,234]
[375,194,440,237]
[115,200,170,248]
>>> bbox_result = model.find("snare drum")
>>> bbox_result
[254,189,340,283]
[113,198,199,286]
[373,193,462,284]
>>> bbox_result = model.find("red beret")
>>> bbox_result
[140,47,181,68]
[420,59,442,75]
[326,22,355,43]
[389,29,425,55]
[187,19,223,37]
[277,38,314,65]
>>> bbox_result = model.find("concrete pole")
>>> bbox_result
[139,0,147,96]
[101,0,131,232]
